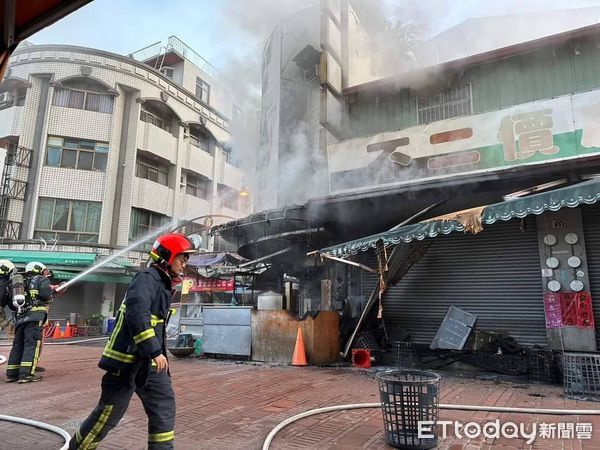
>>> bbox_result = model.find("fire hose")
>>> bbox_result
[0,336,108,347]
[0,415,70,450]
[262,402,600,450]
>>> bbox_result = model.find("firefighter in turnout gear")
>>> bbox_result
[70,233,197,450]
[6,261,53,383]
[0,259,16,333]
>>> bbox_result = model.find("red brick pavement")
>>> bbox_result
[0,344,599,449]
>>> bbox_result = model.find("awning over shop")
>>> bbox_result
[319,178,600,258]
[0,250,97,266]
[52,270,132,284]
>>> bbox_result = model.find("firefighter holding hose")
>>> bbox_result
[70,233,197,450]
[5,261,54,383]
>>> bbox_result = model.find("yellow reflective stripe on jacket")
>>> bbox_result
[30,306,47,312]
[80,404,113,449]
[102,348,136,363]
[148,430,174,443]
[133,328,155,344]
[104,303,126,353]
[150,314,164,327]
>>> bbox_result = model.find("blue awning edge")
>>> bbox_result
[318,179,600,258]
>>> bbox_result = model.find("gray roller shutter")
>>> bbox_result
[47,283,86,323]
[362,216,546,346]
[582,204,600,349]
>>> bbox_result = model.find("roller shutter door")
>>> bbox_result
[362,217,547,346]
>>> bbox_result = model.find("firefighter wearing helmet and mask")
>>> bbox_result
[0,259,17,333]
[70,233,197,450]
[6,261,53,383]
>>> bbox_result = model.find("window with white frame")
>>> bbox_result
[218,184,238,210]
[188,129,210,153]
[46,136,109,171]
[129,208,169,245]
[135,154,170,186]
[34,197,101,243]
[52,78,114,114]
[140,108,172,133]
[221,146,238,167]
[417,84,472,124]
[183,171,209,199]
[160,67,174,80]
[195,77,210,103]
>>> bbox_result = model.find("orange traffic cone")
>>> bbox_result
[52,321,62,339]
[291,327,307,366]
[64,320,72,338]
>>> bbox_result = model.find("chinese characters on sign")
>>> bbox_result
[181,276,234,293]
[366,108,562,184]
[499,109,559,161]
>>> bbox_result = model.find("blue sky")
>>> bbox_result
[30,0,229,66]
[30,0,600,71]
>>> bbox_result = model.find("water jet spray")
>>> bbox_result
[53,214,235,293]
[53,219,179,293]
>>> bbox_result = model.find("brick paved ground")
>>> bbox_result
[1,343,600,449]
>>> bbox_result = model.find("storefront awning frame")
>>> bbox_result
[318,178,600,259]
[0,250,97,266]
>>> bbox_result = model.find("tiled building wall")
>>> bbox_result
[1,45,247,248]
[0,106,24,138]
[116,93,142,246]
[98,84,128,244]
[46,107,113,143]
[38,167,106,202]
[131,177,175,215]
[136,122,177,163]
[184,142,215,179]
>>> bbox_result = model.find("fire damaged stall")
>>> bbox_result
[313,179,600,392]
[210,206,342,364]
[209,175,600,392]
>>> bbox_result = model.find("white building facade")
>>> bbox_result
[0,40,248,322]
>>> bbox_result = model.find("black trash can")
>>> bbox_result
[376,370,440,449]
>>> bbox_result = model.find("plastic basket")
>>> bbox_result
[563,352,600,401]
[377,370,440,449]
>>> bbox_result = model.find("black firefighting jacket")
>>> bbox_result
[99,265,173,373]
[0,277,10,310]
[15,274,53,326]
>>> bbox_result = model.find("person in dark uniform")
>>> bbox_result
[0,259,16,333]
[69,233,196,450]
[5,261,53,383]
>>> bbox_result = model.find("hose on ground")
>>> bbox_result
[0,354,6,365]
[262,402,600,450]
[44,337,109,345]
[0,336,109,346]
[0,415,70,450]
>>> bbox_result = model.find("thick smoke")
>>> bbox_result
[216,0,599,210]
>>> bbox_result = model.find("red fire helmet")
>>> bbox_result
[149,233,196,266]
